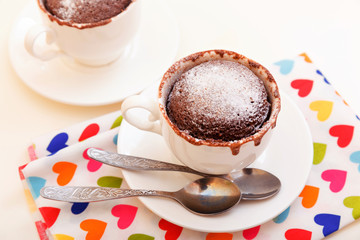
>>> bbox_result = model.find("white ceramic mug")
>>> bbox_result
[121,50,281,174]
[25,0,141,67]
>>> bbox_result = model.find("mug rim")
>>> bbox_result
[36,0,138,30]
[158,49,281,155]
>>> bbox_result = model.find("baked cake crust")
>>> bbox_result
[166,60,271,141]
[44,0,132,23]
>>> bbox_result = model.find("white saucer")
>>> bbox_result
[117,85,313,233]
[8,0,179,106]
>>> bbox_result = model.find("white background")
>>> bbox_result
[0,0,359,238]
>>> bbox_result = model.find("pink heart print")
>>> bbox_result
[111,204,138,229]
[321,169,347,193]
[83,148,103,172]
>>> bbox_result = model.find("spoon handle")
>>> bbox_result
[87,148,211,177]
[40,186,174,202]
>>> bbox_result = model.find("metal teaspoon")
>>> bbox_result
[40,177,241,215]
[87,148,281,200]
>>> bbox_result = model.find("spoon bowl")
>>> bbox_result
[228,168,280,200]
[40,177,241,215]
[176,177,241,214]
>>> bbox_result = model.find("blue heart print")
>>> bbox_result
[113,133,118,145]
[314,213,341,237]
[316,70,330,84]
[27,176,46,199]
[71,202,89,215]
[274,60,294,75]
[350,151,360,172]
[46,132,69,156]
[273,206,290,224]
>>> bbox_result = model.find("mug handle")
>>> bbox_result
[24,24,61,61]
[121,95,162,135]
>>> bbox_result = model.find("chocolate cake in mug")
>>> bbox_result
[44,0,133,23]
[166,60,271,142]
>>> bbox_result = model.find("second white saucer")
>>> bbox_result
[8,0,179,106]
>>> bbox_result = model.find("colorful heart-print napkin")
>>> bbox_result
[19,54,360,240]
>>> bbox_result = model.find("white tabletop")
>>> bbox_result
[1,0,360,238]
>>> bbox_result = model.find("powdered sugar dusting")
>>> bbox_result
[45,0,132,23]
[173,60,265,122]
[166,60,270,141]
[57,0,80,20]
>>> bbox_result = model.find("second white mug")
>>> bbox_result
[25,0,141,67]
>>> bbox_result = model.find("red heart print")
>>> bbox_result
[80,219,107,240]
[299,185,319,208]
[285,228,312,240]
[35,221,48,238]
[19,164,28,180]
[206,233,233,240]
[111,204,138,229]
[291,79,314,97]
[52,162,77,186]
[243,225,260,239]
[321,169,347,193]
[159,219,183,240]
[79,123,100,142]
[329,125,354,148]
[83,148,103,172]
[39,207,60,228]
